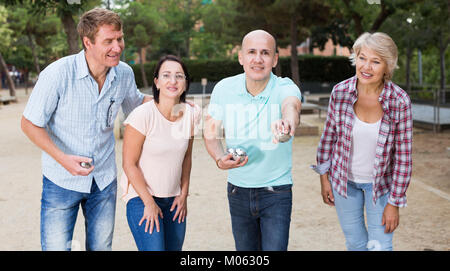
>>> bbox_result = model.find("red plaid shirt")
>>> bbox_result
[313,76,412,207]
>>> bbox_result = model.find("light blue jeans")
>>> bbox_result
[333,181,393,251]
[40,176,117,251]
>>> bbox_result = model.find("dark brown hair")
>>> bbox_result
[152,55,190,103]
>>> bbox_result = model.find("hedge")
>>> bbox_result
[130,55,354,89]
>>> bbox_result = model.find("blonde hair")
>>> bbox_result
[349,32,398,81]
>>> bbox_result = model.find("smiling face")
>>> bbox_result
[355,46,387,86]
[84,24,124,69]
[238,30,278,84]
[154,60,187,102]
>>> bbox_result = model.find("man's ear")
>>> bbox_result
[272,52,279,68]
[83,36,93,50]
[238,50,243,66]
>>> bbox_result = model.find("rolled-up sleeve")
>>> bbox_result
[388,99,413,207]
[313,93,337,175]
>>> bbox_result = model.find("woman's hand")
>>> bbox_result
[139,201,163,234]
[320,174,335,206]
[171,194,188,223]
[382,203,399,233]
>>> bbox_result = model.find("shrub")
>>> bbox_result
[130,55,354,88]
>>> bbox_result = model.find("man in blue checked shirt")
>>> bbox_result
[21,8,152,251]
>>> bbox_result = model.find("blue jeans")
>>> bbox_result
[40,176,117,251]
[333,181,393,251]
[126,196,186,251]
[227,182,292,251]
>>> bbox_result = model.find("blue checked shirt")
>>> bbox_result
[23,50,144,193]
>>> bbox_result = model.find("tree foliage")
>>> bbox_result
[0,0,446,89]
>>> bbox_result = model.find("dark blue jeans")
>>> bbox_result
[227,182,292,251]
[126,196,186,251]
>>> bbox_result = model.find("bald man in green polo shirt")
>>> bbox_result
[204,30,302,251]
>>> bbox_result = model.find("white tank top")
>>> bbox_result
[348,113,382,183]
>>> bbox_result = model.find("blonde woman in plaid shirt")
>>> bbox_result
[313,32,412,251]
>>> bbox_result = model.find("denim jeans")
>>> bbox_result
[227,182,292,251]
[40,176,117,251]
[333,181,393,251]
[126,196,186,251]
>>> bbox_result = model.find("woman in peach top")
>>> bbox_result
[121,55,200,251]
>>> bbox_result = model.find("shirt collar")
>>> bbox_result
[238,72,275,99]
[75,50,90,79]
[75,50,117,82]
[350,75,392,104]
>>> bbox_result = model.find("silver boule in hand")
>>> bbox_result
[80,162,92,169]
[277,131,291,143]
[227,147,247,163]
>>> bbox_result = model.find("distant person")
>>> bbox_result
[313,32,412,251]
[204,30,302,251]
[21,8,152,251]
[121,55,200,251]
[1,71,7,89]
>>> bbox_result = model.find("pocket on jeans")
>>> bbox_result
[268,184,292,194]
[227,183,238,195]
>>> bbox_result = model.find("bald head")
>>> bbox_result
[241,30,277,53]
[238,29,279,84]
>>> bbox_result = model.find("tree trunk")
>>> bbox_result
[405,45,412,92]
[0,52,17,100]
[185,33,190,58]
[27,33,41,75]
[60,11,79,55]
[275,60,282,77]
[139,48,149,89]
[343,0,363,36]
[290,15,300,87]
[439,30,447,103]
[370,0,394,32]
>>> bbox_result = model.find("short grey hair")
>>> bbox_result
[349,32,398,81]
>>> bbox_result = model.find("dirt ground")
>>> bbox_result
[0,88,448,251]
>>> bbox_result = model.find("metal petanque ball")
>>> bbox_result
[80,162,92,169]
[234,148,247,162]
[227,147,247,163]
[277,132,291,143]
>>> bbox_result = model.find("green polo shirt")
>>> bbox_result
[208,72,301,188]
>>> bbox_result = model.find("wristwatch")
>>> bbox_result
[215,157,222,169]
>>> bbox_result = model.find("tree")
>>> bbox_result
[312,0,423,50]
[30,0,101,55]
[6,4,60,75]
[194,0,240,59]
[420,0,449,98]
[268,0,331,86]
[148,0,203,59]
[381,0,448,97]
[382,3,431,91]
[213,0,330,86]
[120,1,164,88]
[0,5,17,99]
